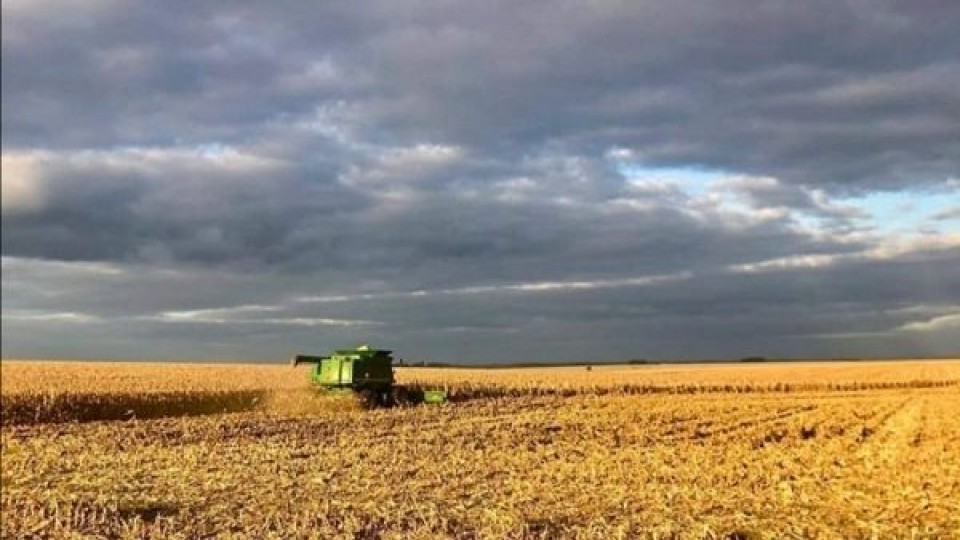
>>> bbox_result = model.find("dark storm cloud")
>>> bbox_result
[4,1,960,187]
[1,144,868,278]
[3,239,958,361]
[1,147,369,267]
[2,1,959,361]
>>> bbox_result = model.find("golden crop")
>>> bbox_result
[2,359,959,539]
[1,362,305,424]
[398,360,960,398]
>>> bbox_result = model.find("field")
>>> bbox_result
[2,360,959,539]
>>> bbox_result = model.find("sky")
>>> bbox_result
[2,1,959,363]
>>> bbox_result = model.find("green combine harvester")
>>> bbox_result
[291,344,446,407]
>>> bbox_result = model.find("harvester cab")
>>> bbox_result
[291,344,395,389]
[291,344,445,407]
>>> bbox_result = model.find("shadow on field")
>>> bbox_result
[3,378,955,426]
[1,390,269,425]
[2,388,401,426]
[1,386,433,426]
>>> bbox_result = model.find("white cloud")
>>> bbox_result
[152,314,379,327]
[727,233,960,275]
[898,313,960,333]
[2,310,101,323]
[297,271,693,303]
[865,233,960,260]
[149,305,378,327]
[157,305,281,321]
[727,254,841,274]
[342,143,465,187]
[1,153,47,214]
[605,147,635,161]
[3,146,284,186]
[1,256,125,276]
[278,55,344,92]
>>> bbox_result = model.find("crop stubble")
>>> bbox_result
[1,360,958,539]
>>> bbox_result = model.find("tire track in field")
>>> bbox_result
[768,398,902,447]
[690,394,912,447]
[851,397,913,446]
[853,396,924,465]
[355,394,747,444]
[671,404,816,443]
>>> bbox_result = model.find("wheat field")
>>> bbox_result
[2,359,959,539]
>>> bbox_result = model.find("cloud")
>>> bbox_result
[147,304,380,327]
[155,305,282,321]
[4,2,959,187]
[297,271,693,304]
[345,144,466,186]
[152,314,380,327]
[728,234,960,274]
[898,313,960,333]
[1,154,47,214]
[931,207,960,221]
[3,310,101,323]
[719,176,865,221]
[2,1,959,361]
[1,256,125,275]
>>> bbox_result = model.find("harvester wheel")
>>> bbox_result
[391,386,409,406]
[356,388,396,408]
[379,390,394,407]
[357,389,378,409]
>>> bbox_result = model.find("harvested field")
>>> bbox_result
[2,359,959,538]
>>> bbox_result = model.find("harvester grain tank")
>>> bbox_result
[291,344,445,406]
